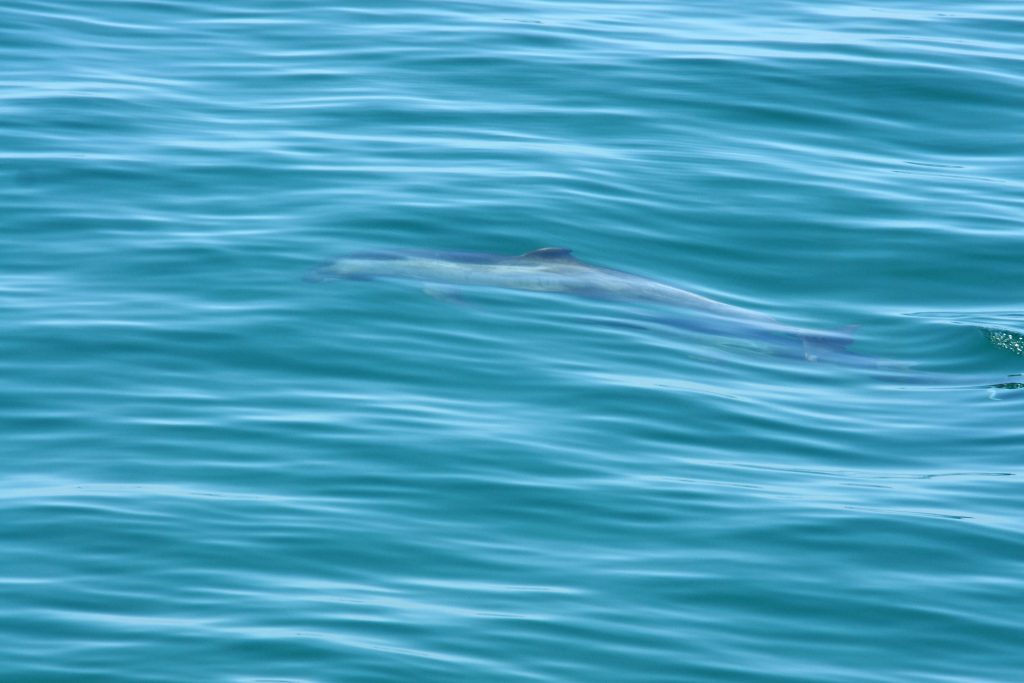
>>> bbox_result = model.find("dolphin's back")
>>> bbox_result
[322,247,770,323]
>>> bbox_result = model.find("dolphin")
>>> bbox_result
[307,246,859,363]
[307,247,1024,392]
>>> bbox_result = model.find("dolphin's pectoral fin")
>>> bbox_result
[518,247,575,261]
[799,324,860,361]
[800,338,819,362]
[422,284,463,303]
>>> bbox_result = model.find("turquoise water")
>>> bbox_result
[4,1,1024,681]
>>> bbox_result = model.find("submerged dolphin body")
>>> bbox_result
[308,247,1024,392]
[309,247,859,363]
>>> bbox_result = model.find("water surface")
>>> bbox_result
[3,1,1024,681]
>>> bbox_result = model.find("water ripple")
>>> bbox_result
[4,0,1024,681]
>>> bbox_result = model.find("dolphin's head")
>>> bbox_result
[304,251,411,282]
[305,248,515,283]
[303,260,341,282]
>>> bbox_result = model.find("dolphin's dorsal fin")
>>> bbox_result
[519,247,575,260]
